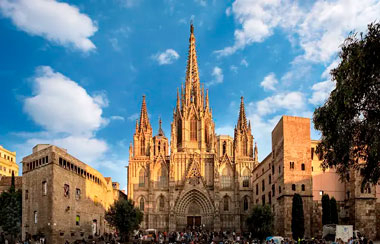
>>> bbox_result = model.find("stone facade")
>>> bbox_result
[22,144,126,244]
[0,145,18,177]
[0,175,22,193]
[127,24,258,232]
[252,116,379,239]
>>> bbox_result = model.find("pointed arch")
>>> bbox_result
[220,165,232,189]
[157,195,165,211]
[190,116,197,141]
[243,195,249,212]
[242,167,250,188]
[223,195,231,212]
[139,197,145,211]
[138,168,146,187]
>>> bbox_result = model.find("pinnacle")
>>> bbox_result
[237,96,248,130]
[138,95,151,132]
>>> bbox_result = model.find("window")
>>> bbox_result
[158,166,167,188]
[139,169,145,187]
[319,190,324,196]
[262,179,265,191]
[272,165,274,174]
[302,184,305,191]
[290,161,295,169]
[292,184,296,191]
[64,184,70,197]
[159,196,165,210]
[34,211,38,224]
[76,215,80,226]
[278,166,281,174]
[262,195,265,205]
[140,198,145,211]
[221,167,232,188]
[243,196,249,211]
[222,141,227,155]
[279,186,282,194]
[190,118,197,141]
[223,196,229,211]
[272,184,275,196]
[311,148,314,160]
[269,174,271,184]
[76,188,81,200]
[242,168,250,187]
[42,181,47,196]
[141,137,145,156]
[301,164,305,171]
[268,192,272,205]
[256,184,259,195]
[25,190,29,200]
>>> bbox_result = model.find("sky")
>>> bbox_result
[0,0,379,191]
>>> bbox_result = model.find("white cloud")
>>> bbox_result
[153,49,180,65]
[127,113,139,121]
[110,116,125,121]
[240,58,249,67]
[217,0,380,62]
[194,0,207,7]
[0,0,97,52]
[260,73,278,91]
[207,66,224,86]
[256,91,306,116]
[309,58,340,105]
[215,125,234,137]
[24,66,107,136]
[230,65,238,73]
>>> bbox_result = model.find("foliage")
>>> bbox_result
[313,22,380,185]
[105,198,143,241]
[291,194,304,240]
[0,173,22,242]
[330,197,339,224]
[246,204,274,241]
[322,194,331,225]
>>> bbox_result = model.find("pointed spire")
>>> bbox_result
[157,117,165,136]
[138,95,151,132]
[254,142,258,162]
[237,96,248,130]
[176,88,180,110]
[205,89,209,110]
[184,22,201,107]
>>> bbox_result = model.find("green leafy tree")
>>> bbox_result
[313,22,380,184]
[246,204,274,241]
[322,194,331,225]
[0,172,22,243]
[105,198,143,241]
[291,194,304,240]
[330,197,339,224]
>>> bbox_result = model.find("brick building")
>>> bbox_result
[252,116,380,239]
[21,144,126,243]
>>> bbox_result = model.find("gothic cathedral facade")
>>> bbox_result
[127,24,258,231]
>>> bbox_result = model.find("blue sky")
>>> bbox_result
[1,0,379,190]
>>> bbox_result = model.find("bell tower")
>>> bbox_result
[171,24,215,153]
[133,95,153,158]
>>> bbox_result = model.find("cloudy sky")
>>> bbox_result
[1,0,379,190]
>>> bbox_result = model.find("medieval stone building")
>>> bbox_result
[127,24,258,232]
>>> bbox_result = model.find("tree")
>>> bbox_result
[322,194,331,225]
[105,199,143,241]
[0,172,22,243]
[291,194,304,240]
[313,22,380,185]
[246,204,274,241]
[330,197,339,224]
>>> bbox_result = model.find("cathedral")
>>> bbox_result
[127,24,258,232]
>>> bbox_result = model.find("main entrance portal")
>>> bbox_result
[187,216,201,228]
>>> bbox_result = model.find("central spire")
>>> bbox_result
[237,96,248,130]
[184,23,201,108]
[138,95,151,132]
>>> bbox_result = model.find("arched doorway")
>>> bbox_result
[174,189,215,230]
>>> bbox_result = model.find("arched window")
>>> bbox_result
[139,169,145,187]
[157,166,167,188]
[139,198,145,211]
[190,118,197,141]
[205,122,209,145]
[141,137,145,156]
[241,138,247,156]
[158,141,161,153]
[301,184,305,191]
[221,167,232,188]
[222,141,227,155]
[301,163,305,171]
[158,196,165,211]
[242,168,250,187]
[223,196,229,211]
[177,119,182,145]
[243,196,249,211]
